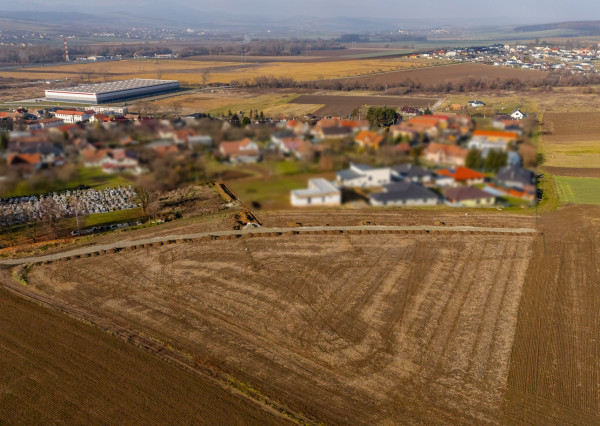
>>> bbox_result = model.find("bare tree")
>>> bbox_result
[69,197,86,235]
[0,208,16,247]
[24,206,39,243]
[147,200,160,221]
[135,185,156,215]
[39,198,66,239]
[201,70,210,88]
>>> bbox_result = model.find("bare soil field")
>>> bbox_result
[544,112,600,142]
[542,166,600,177]
[0,58,436,86]
[542,112,600,168]
[27,231,534,424]
[185,49,396,63]
[332,63,548,85]
[0,280,282,425]
[291,94,439,116]
[259,208,537,229]
[504,205,600,424]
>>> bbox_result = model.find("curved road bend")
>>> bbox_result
[0,224,538,266]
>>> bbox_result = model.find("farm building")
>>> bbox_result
[291,179,341,207]
[45,79,180,104]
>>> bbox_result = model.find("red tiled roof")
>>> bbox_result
[354,130,384,147]
[425,143,468,159]
[472,130,518,139]
[437,166,486,181]
[56,110,85,116]
[8,153,41,166]
[220,138,254,155]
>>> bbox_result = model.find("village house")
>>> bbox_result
[54,110,94,124]
[424,143,468,166]
[437,166,486,185]
[472,129,518,144]
[444,186,496,207]
[219,138,261,163]
[336,163,391,188]
[82,147,141,174]
[369,181,440,207]
[6,153,42,171]
[146,140,179,157]
[90,114,110,123]
[354,130,385,150]
[319,126,354,140]
[187,135,213,149]
[468,100,486,107]
[311,118,369,139]
[284,119,310,135]
[467,136,510,152]
[276,138,312,159]
[400,106,421,117]
[38,117,65,129]
[290,178,341,207]
[391,164,436,184]
[496,166,535,189]
[510,108,527,120]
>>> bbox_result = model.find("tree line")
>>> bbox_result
[224,70,600,93]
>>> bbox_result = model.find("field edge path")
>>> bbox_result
[0,224,538,266]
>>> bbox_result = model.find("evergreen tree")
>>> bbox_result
[465,149,482,169]
[0,131,8,151]
[484,150,507,172]
[366,106,398,127]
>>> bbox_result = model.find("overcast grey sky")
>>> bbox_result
[3,0,599,24]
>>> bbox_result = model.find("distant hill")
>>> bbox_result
[514,21,600,36]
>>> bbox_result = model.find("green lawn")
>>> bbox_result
[554,176,600,205]
[227,172,334,209]
[71,207,145,228]
[3,167,134,198]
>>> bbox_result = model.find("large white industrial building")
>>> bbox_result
[45,79,180,104]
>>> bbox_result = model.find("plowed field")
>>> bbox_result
[504,205,600,424]
[291,94,439,116]
[0,279,282,425]
[542,112,600,167]
[332,63,548,86]
[28,231,534,424]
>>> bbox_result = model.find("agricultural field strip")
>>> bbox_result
[0,270,302,425]
[0,224,538,266]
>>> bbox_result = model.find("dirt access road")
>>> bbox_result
[0,224,538,266]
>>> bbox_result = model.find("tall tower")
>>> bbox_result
[63,37,70,62]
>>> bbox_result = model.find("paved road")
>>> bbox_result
[0,224,538,266]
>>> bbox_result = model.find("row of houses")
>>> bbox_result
[291,162,535,208]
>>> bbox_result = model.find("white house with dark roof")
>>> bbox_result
[291,179,341,206]
[510,108,527,120]
[391,164,436,184]
[336,163,391,188]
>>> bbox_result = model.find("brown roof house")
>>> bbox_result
[219,138,261,163]
[424,143,468,166]
[82,147,141,174]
